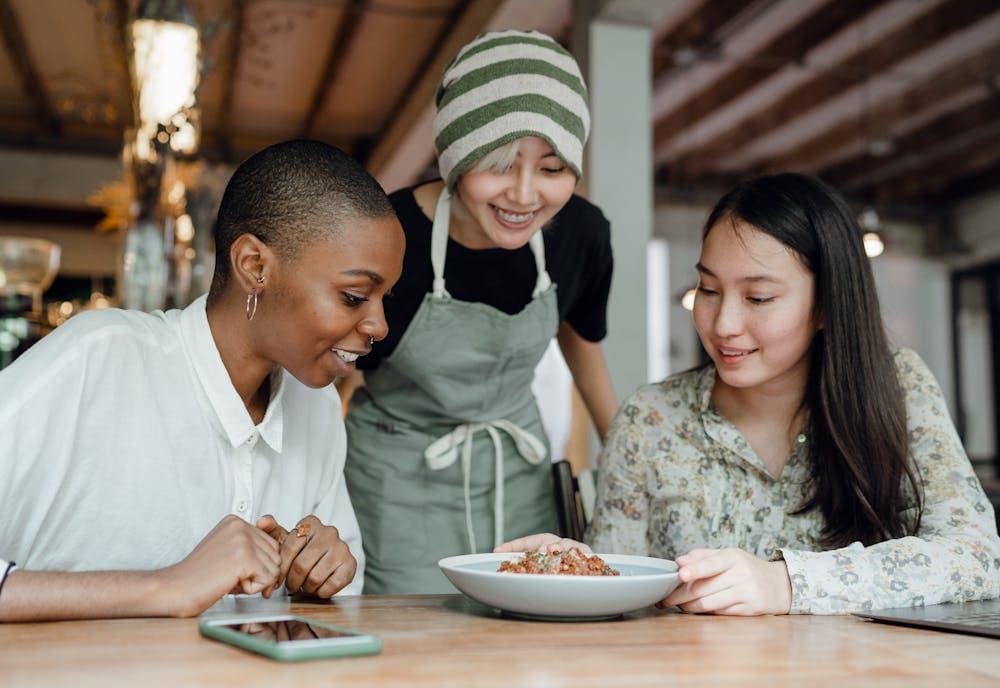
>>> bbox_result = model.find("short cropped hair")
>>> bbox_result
[209,139,394,295]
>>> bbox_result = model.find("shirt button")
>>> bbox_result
[235,499,248,513]
[246,434,256,445]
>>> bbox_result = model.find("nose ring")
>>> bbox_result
[369,335,375,346]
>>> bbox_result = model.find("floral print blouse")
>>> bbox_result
[588,348,1000,614]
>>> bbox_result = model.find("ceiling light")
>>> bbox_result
[863,232,884,258]
[865,136,895,157]
[175,214,195,243]
[857,207,884,257]
[129,0,201,162]
[858,207,880,231]
[130,0,200,155]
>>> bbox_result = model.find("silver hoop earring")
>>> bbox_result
[246,292,258,321]
[369,335,375,346]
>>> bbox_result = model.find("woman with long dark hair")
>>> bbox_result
[500,173,1000,614]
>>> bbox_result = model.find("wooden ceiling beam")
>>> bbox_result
[933,157,1000,204]
[0,130,123,157]
[0,0,61,135]
[677,0,999,175]
[365,0,502,186]
[215,0,246,160]
[0,202,106,226]
[651,0,750,77]
[653,168,742,205]
[825,93,1000,190]
[109,0,135,129]
[764,40,1000,174]
[857,121,1000,203]
[0,147,122,207]
[299,0,363,141]
[653,0,888,151]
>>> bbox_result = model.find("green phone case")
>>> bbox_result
[199,614,382,662]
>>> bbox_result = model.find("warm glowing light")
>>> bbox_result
[132,132,152,163]
[175,214,195,242]
[92,293,111,309]
[863,232,884,258]
[681,288,697,311]
[132,19,199,128]
[169,119,198,154]
[167,181,186,205]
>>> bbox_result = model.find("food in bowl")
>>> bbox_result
[497,547,619,576]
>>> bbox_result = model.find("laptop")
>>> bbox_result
[853,598,1000,639]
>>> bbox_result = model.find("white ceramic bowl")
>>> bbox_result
[439,552,679,620]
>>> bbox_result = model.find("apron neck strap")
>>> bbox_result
[430,187,452,298]
[430,186,552,299]
[528,231,552,299]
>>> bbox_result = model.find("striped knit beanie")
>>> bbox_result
[434,30,590,188]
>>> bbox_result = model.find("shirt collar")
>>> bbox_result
[257,368,285,452]
[696,364,715,413]
[694,363,769,476]
[179,295,285,452]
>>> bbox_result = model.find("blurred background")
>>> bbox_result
[1,0,999,487]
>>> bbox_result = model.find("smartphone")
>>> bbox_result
[199,614,382,662]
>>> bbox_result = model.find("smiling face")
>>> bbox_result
[450,136,577,250]
[692,219,821,398]
[256,214,404,388]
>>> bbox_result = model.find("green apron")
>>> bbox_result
[344,187,559,593]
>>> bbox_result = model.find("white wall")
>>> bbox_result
[872,251,954,413]
[587,20,653,402]
[655,203,708,376]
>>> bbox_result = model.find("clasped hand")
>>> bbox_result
[256,514,357,599]
[164,514,355,617]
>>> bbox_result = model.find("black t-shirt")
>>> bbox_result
[360,182,613,370]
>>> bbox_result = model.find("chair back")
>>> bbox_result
[552,459,598,541]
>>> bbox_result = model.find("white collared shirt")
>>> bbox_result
[0,295,363,595]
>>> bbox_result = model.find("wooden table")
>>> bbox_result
[2,594,998,687]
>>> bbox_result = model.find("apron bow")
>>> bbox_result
[424,420,547,552]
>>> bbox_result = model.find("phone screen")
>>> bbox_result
[221,619,357,643]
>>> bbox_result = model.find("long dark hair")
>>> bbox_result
[702,173,922,548]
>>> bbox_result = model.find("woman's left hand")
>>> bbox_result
[257,514,357,599]
[659,548,792,616]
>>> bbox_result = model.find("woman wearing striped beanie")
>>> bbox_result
[344,30,617,594]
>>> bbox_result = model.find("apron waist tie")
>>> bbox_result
[423,420,547,553]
